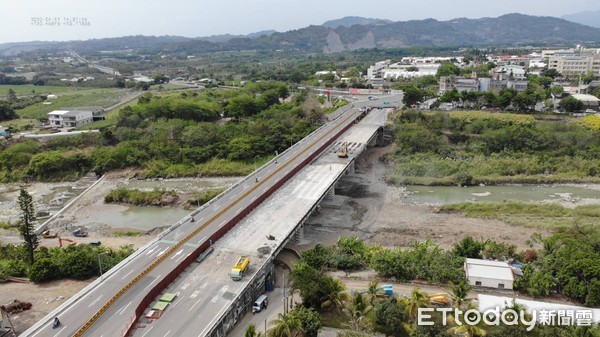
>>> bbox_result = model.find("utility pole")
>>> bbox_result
[282,273,287,315]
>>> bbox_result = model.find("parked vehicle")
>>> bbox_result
[252,294,268,313]
[229,256,250,281]
[72,228,88,237]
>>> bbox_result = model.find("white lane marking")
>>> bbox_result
[88,294,103,307]
[164,330,171,337]
[143,275,161,291]
[235,208,241,214]
[229,194,237,200]
[157,248,167,257]
[266,168,272,173]
[190,290,200,298]
[146,246,157,255]
[189,296,203,311]
[263,186,268,192]
[218,221,226,228]
[251,196,257,202]
[141,326,154,337]
[118,301,132,315]
[121,269,134,280]
[52,325,67,337]
[196,236,207,245]
[181,282,190,291]
[174,231,183,240]
[170,249,183,260]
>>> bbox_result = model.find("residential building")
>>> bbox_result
[366,60,391,80]
[464,258,515,290]
[571,94,600,111]
[47,110,94,128]
[548,54,600,77]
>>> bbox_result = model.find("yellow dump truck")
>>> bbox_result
[229,256,250,281]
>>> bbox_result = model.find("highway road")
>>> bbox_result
[23,96,401,337]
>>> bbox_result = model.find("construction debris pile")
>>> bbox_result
[1,300,32,314]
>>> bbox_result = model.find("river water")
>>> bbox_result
[405,184,600,205]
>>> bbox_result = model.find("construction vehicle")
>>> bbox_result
[427,293,450,305]
[58,237,77,247]
[229,256,250,281]
[40,230,58,239]
[72,228,88,237]
[337,142,349,158]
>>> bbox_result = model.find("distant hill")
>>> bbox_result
[2,13,600,56]
[322,16,392,29]
[562,9,600,28]
[197,30,276,43]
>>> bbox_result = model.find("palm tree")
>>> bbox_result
[320,277,349,314]
[366,279,385,305]
[449,279,472,309]
[447,305,487,337]
[245,323,264,337]
[447,323,487,337]
[400,287,430,322]
[342,292,373,331]
[268,313,303,337]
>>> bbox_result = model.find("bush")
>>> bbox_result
[29,258,61,282]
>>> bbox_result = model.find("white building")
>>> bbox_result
[47,110,94,128]
[464,258,515,290]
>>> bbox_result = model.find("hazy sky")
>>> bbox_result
[0,0,598,43]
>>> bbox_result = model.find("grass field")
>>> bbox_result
[0,85,106,95]
[441,201,600,229]
[15,88,128,120]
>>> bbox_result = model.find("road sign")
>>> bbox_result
[383,102,390,106]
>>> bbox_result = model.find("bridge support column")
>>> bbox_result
[325,186,335,201]
[292,224,304,243]
[348,161,355,175]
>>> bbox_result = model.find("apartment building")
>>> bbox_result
[548,54,600,77]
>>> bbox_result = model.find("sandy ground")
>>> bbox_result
[0,145,554,333]
[298,146,550,251]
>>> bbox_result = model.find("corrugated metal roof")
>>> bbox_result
[465,258,514,281]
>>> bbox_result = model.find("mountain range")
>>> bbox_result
[1,13,600,56]
[562,9,600,28]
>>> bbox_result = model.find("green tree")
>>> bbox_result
[401,86,425,107]
[366,280,386,305]
[343,292,373,331]
[559,96,584,113]
[268,313,303,337]
[400,287,430,322]
[374,297,409,337]
[300,244,331,270]
[288,307,322,337]
[454,236,485,258]
[18,188,38,265]
[245,323,264,337]
[7,88,16,101]
[29,258,61,282]
[320,276,349,314]
[449,279,472,309]
[436,62,461,78]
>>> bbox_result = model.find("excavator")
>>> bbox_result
[40,230,57,239]
[58,237,77,247]
[337,142,349,158]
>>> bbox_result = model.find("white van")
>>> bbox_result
[252,294,268,313]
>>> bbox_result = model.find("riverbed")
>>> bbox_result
[406,184,600,206]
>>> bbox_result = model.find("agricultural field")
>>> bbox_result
[15,88,129,120]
